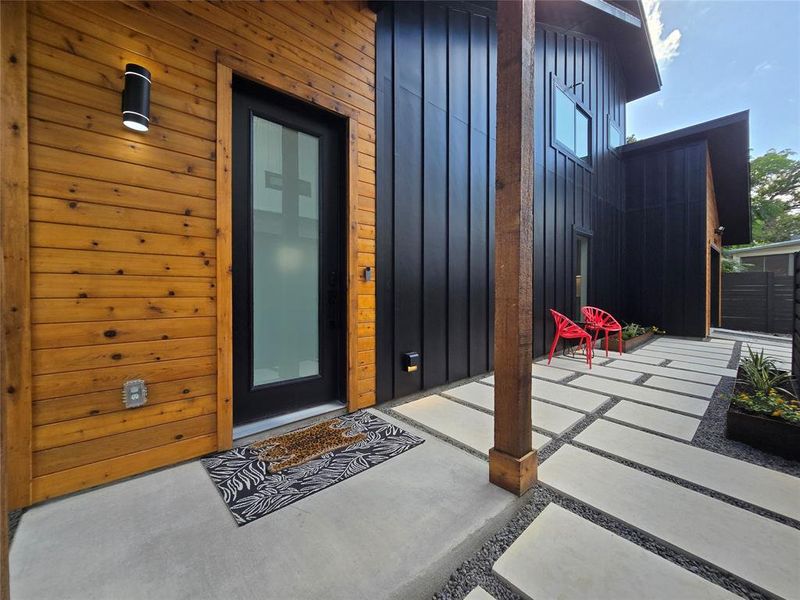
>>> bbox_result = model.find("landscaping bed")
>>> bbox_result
[593,323,661,353]
[725,349,800,461]
[726,402,800,460]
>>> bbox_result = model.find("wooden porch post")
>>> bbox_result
[489,0,537,496]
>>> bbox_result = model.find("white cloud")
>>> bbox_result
[642,0,682,67]
[754,61,775,73]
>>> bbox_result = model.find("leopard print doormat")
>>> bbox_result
[202,411,424,525]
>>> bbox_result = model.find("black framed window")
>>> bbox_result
[609,117,624,153]
[552,76,592,166]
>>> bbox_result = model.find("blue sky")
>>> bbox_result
[627,0,800,157]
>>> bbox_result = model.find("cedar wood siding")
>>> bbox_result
[623,140,708,337]
[10,0,376,507]
[376,12,628,400]
[706,151,722,333]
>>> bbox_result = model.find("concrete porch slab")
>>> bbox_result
[10,410,518,600]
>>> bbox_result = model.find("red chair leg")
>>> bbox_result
[604,330,609,357]
[586,335,593,368]
[547,332,560,365]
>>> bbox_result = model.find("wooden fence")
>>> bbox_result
[721,272,793,334]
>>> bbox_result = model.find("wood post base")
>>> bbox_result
[489,447,538,496]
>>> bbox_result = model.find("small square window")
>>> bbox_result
[552,78,592,166]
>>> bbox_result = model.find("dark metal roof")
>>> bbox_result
[622,111,752,245]
[370,1,662,101]
[535,0,662,101]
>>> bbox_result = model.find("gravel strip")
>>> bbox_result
[8,508,23,547]
[433,338,798,600]
[434,484,769,600]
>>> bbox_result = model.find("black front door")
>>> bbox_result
[232,77,345,426]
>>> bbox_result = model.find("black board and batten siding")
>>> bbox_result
[533,24,627,358]
[622,141,708,337]
[376,4,629,401]
[376,2,496,401]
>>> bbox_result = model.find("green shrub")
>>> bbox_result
[619,322,665,340]
[621,323,646,340]
[731,346,799,424]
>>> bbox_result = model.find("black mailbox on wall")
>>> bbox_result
[401,352,420,373]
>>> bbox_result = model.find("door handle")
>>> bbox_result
[327,271,338,330]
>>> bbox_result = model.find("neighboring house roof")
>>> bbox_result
[621,111,752,245]
[726,239,800,256]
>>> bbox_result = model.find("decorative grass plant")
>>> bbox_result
[731,346,799,424]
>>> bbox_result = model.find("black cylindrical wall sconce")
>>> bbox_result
[122,63,151,132]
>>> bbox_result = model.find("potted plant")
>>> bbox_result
[726,347,800,460]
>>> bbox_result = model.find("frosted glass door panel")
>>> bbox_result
[251,116,320,386]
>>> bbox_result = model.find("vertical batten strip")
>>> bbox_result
[215,60,233,450]
[1,0,33,512]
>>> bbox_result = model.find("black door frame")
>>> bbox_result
[572,225,594,320]
[231,76,347,426]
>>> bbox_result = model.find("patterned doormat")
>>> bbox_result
[202,411,424,525]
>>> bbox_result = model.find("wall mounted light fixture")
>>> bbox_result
[715,226,726,235]
[122,63,151,132]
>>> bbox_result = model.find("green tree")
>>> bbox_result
[748,149,800,244]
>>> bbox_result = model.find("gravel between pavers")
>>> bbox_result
[433,483,771,600]
[434,339,797,600]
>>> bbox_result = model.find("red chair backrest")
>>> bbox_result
[581,306,620,329]
[550,309,583,335]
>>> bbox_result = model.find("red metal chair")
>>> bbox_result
[581,306,623,357]
[547,309,593,368]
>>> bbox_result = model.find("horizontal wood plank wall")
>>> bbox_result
[22,0,376,504]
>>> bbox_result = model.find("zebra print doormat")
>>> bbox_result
[202,411,424,525]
